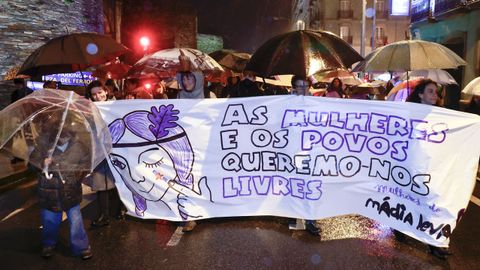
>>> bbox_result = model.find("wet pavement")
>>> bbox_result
[0,179,479,270]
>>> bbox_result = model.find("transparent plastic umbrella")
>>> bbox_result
[0,89,112,176]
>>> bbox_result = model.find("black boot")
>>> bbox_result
[91,214,110,228]
[116,205,127,220]
[393,229,406,242]
[428,245,452,260]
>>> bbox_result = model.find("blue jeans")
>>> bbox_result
[41,204,89,255]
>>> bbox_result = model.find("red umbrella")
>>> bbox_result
[387,78,424,101]
[127,48,224,79]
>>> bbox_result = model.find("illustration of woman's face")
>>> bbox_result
[109,144,177,186]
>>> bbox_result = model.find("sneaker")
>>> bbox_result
[305,222,321,236]
[428,245,452,260]
[182,221,197,232]
[91,214,110,228]
[41,246,55,259]
[80,247,93,260]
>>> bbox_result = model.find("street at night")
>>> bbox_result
[1,0,480,269]
[1,174,480,269]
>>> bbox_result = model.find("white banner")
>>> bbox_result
[97,96,480,247]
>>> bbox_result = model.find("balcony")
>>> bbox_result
[434,0,462,16]
[411,9,430,23]
[337,9,354,19]
[376,10,389,19]
[341,35,353,45]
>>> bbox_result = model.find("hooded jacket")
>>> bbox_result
[176,71,205,99]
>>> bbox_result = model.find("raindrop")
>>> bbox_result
[86,43,98,55]
[310,254,321,265]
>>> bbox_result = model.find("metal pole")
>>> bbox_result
[372,0,377,51]
[361,0,366,57]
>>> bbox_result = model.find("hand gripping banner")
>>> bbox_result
[96,96,480,247]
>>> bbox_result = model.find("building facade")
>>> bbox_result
[410,0,480,87]
[292,0,411,56]
[0,0,104,109]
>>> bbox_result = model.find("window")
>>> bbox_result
[375,26,385,39]
[376,0,385,12]
[340,0,350,11]
[340,26,350,38]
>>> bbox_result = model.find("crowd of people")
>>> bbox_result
[8,67,480,261]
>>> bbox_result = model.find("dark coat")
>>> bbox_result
[84,159,116,191]
[233,79,263,97]
[466,100,480,115]
[11,87,33,103]
[33,137,89,212]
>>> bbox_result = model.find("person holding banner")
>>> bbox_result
[395,78,452,259]
[174,69,211,231]
[85,81,125,227]
[288,75,321,236]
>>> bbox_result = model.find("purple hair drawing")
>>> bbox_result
[108,104,195,217]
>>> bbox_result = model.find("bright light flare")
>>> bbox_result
[140,36,150,48]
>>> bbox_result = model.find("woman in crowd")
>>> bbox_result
[324,77,344,98]
[86,81,125,227]
[399,78,452,259]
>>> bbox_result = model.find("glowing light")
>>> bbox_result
[140,36,150,49]
[144,83,152,89]
[86,43,98,55]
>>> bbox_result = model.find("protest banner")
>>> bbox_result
[97,96,480,247]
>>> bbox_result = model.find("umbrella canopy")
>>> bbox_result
[18,32,129,76]
[0,89,111,173]
[209,49,251,73]
[399,69,457,85]
[92,62,131,79]
[127,48,224,79]
[354,40,466,72]
[462,77,480,96]
[246,30,363,77]
[386,78,424,101]
[314,69,363,85]
[3,65,30,81]
[255,75,293,87]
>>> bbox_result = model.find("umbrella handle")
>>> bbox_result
[42,166,53,179]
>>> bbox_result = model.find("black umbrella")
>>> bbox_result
[246,30,363,77]
[18,32,129,76]
[209,49,251,73]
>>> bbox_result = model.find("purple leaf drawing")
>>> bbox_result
[148,105,179,139]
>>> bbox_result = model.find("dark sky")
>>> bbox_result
[122,0,293,53]
[188,0,293,52]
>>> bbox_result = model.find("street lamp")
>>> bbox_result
[139,36,150,53]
